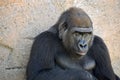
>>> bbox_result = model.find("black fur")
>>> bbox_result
[26,31,120,80]
[27,31,95,80]
[88,36,120,80]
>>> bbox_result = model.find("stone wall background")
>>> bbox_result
[0,0,120,80]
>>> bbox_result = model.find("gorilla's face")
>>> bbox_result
[62,26,93,56]
[58,7,94,57]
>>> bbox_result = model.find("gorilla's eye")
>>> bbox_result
[73,32,92,37]
[73,32,80,36]
[87,32,92,34]
[85,32,92,36]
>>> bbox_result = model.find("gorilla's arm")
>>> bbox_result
[88,36,119,80]
[26,31,95,80]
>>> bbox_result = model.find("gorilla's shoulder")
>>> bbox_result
[35,31,58,40]
[33,31,61,47]
[93,35,105,45]
[92,35,108,51]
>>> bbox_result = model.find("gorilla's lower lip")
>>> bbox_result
[76,52,86,55]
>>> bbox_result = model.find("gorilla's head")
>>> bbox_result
[58,7,94,57]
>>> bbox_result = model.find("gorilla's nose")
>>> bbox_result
[79,44,87,48]
[78,40,87,50]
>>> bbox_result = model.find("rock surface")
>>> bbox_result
[0,0,120,80]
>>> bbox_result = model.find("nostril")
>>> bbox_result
[79,44,87,48]
[80,44,84,48]
[84,44,87,48]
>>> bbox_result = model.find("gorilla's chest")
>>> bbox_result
[55,54,95,71]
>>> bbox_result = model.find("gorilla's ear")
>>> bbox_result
[58,21,68,39]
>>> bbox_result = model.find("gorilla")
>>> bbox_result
[26,7,120,80]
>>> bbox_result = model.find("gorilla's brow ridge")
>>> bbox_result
[71,27,93,32]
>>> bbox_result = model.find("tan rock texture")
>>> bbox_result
[0,0,120,80]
